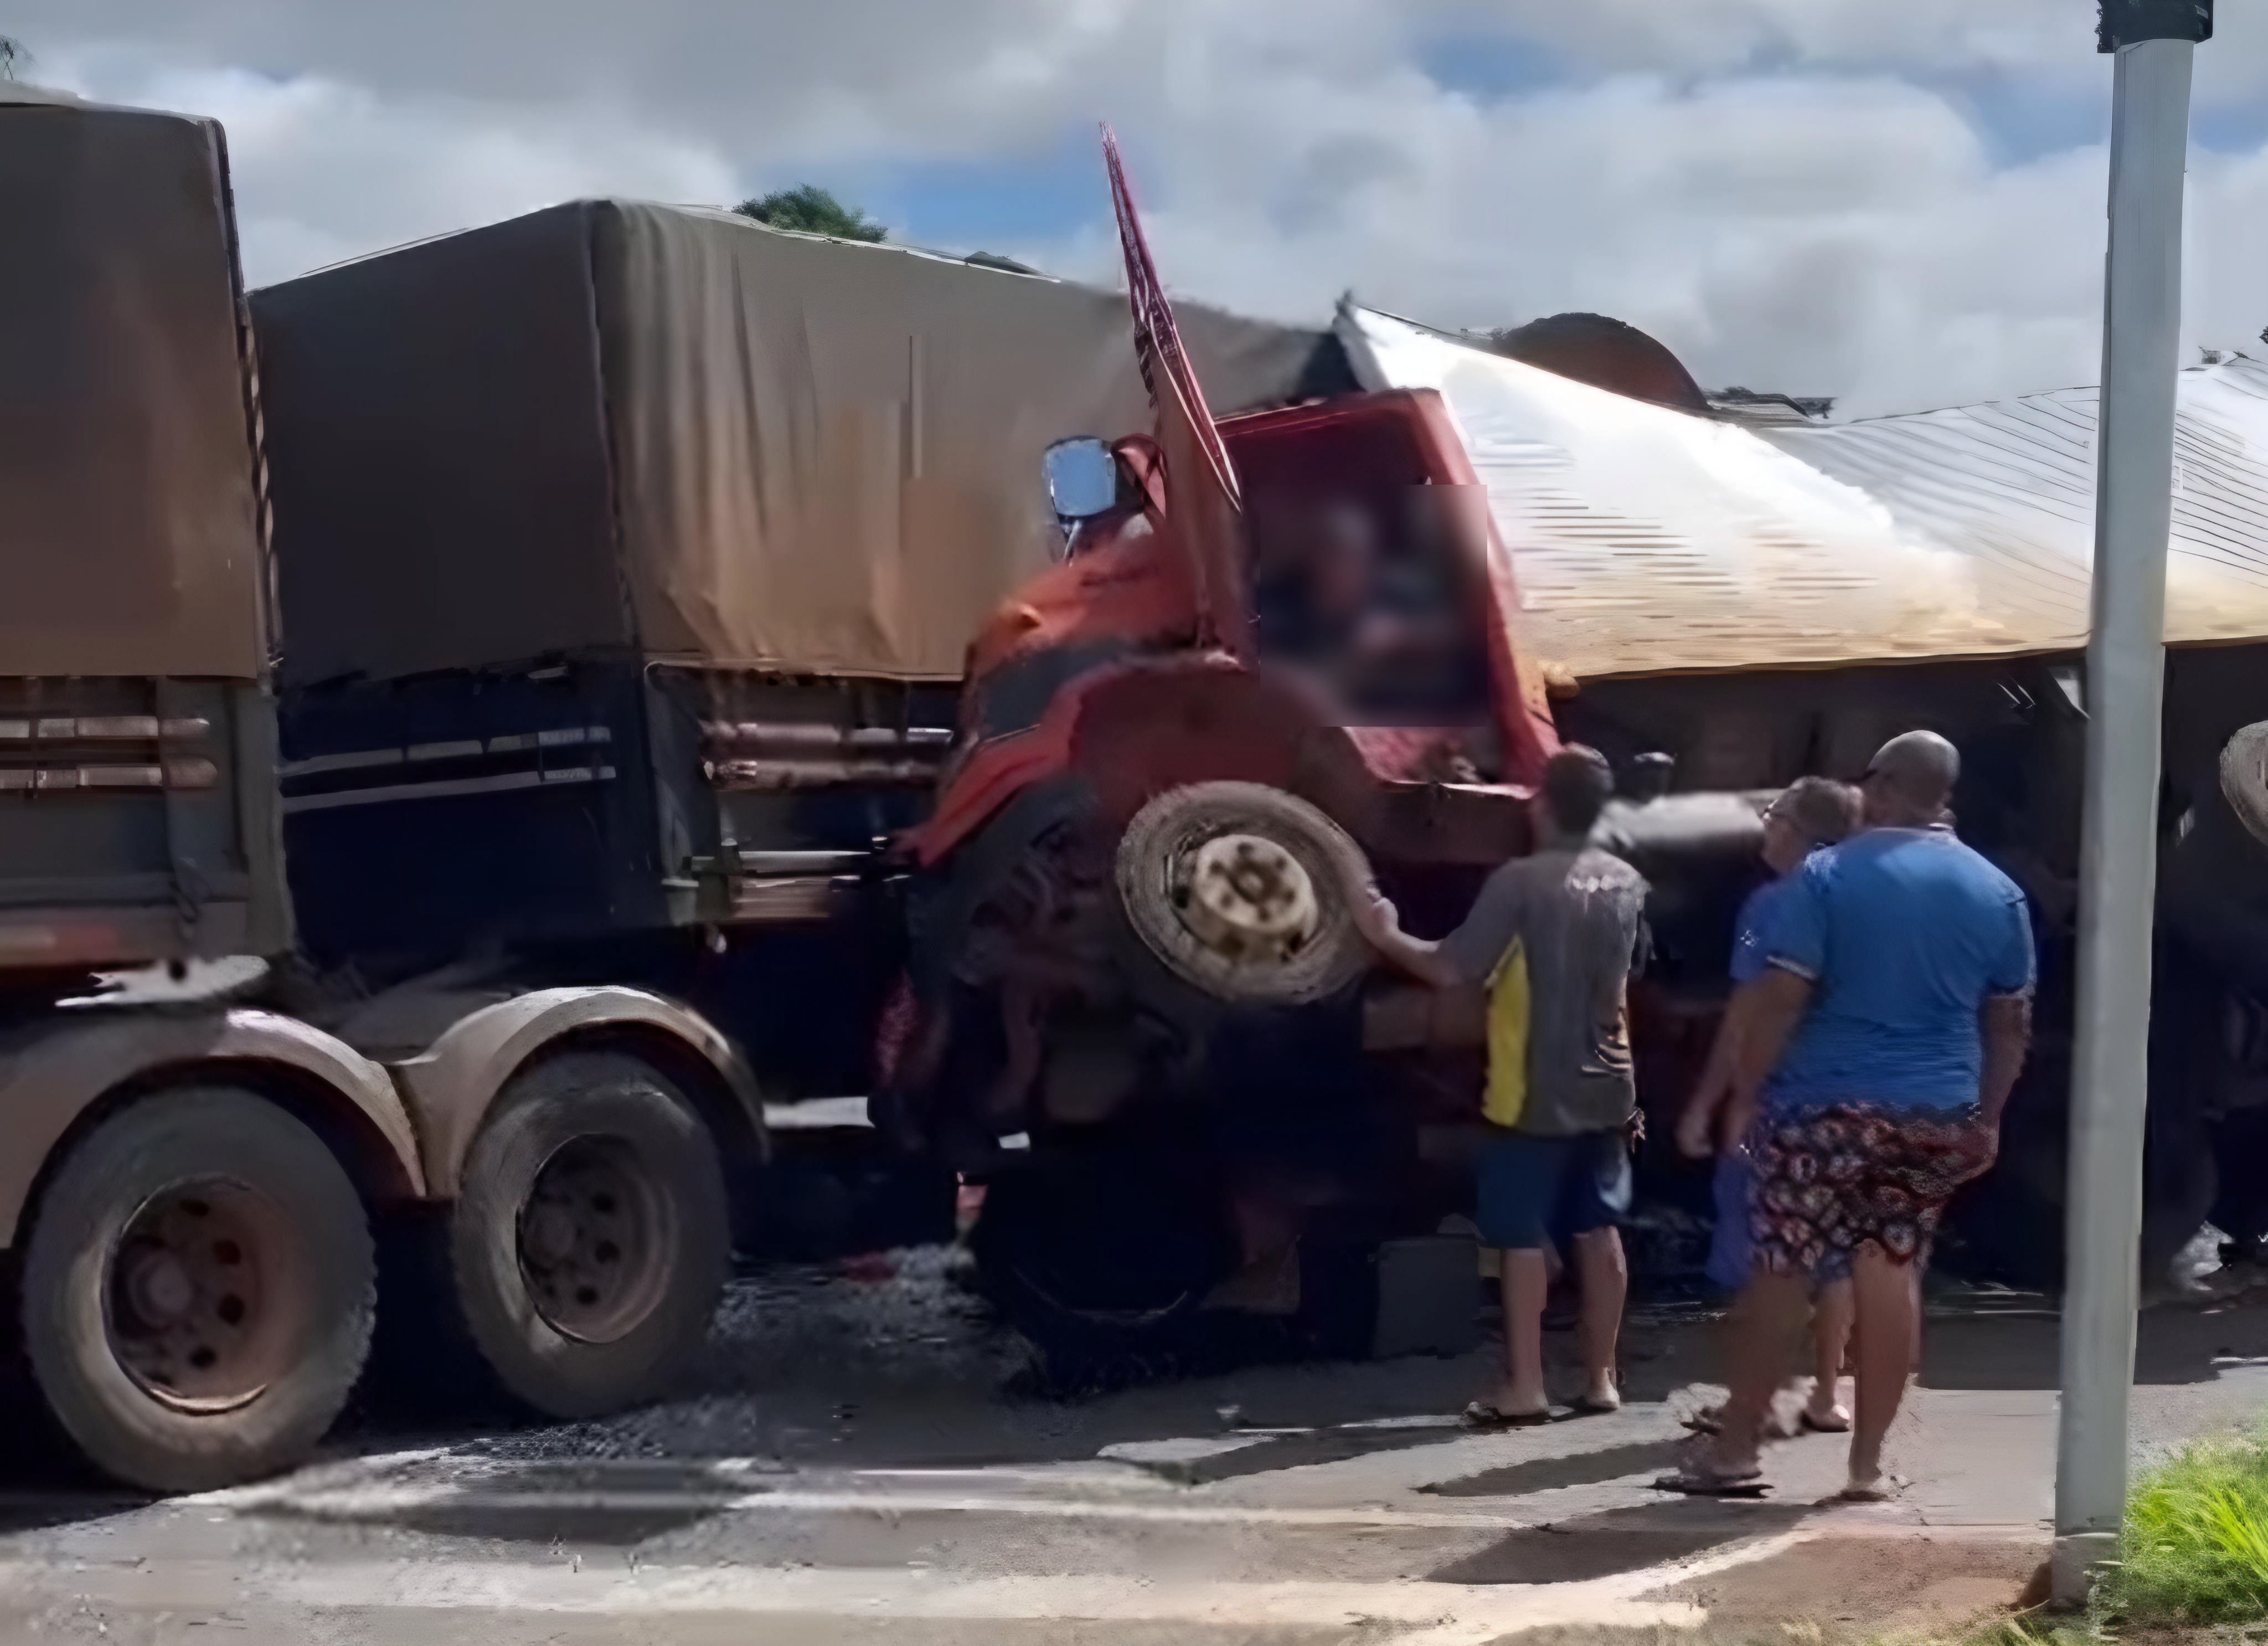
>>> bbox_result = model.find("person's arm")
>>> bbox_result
[1678,994,1745,1158]
[1979,995,2032,1129]
[1720,968,1813,1149]
[1977,888,2038,1130]
[1351,894,1462,989]
[1717,865,1828,1149]
[1353,863,1523,993]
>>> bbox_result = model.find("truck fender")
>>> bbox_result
[0,1008,423,1249]
[388,986,765,1199]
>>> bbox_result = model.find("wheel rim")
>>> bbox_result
[1176,831,1321,964]
[516,1136,676,1345]
[1116,784,1372,1007]
[106,1179,307,1414]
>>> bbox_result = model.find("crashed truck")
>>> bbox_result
[244,184,1622,1363]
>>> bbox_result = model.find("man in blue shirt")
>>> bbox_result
[1664,732,2034,1502]
[1678,775,1861,1436]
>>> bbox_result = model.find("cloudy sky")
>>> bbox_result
[17,2,2268,416]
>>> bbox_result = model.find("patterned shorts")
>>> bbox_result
[1746,1102,1997,1282]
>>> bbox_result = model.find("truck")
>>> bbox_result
[0,87,842,1492]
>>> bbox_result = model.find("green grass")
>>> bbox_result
[2099,1429,2268,1628]
[1864,1431,2268,1646]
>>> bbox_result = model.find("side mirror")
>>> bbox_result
[1043,436,1121,524]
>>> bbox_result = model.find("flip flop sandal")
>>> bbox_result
[1835,1475,1900,1504]
[1800,1410,1853,1435]
[1569,1395,1623,1417]
[1654,1462,1771,1498]
[1463,1400,1553,1429]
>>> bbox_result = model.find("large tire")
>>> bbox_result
[1115,781,1372,1008]
[2223,721,2268,848]
[448,1051,729,1419]
[971,1161,1232,1367]
[19,1087,375,1494]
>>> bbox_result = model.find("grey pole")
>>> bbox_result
[2054,0,2210,1605]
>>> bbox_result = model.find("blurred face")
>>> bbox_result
[1311,508,1375,611]
[1761,810,1810,876]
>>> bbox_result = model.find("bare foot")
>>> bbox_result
[1573,1379,1621,1415]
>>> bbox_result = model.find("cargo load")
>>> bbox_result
[253,200,1343,689]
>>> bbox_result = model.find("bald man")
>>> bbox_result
[1663,731,2034,1502]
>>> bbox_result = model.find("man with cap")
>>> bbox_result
[1664,731,2034,1501]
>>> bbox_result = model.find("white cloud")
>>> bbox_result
[17,2,2268,414]
[1018,39,2260,416]
[44,46,741,286]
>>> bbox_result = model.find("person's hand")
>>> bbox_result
[1675,1102,1715,1161]
[1351,889,1399,948]
[1718,1092,1760,1157]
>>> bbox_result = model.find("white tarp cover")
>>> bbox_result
[1341,305,2268,679]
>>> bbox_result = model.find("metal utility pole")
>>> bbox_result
[2055,0,2212,1605]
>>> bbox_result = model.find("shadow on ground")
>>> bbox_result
[1429,1498,1810,1585]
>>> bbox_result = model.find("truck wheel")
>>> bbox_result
[2223,722,2268,847]
[970,1164,1231,1367]
[1115,781,1372,1007]
[19,1087,375,1494]
[449,1051,728,1419]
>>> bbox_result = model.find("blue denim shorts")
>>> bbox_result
[1475,1128,1632,1252]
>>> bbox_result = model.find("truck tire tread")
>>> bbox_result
[19,1087,375,1494]
[446,1051,729,1421]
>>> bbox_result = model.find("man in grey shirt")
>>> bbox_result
[1357,746,1650,1423]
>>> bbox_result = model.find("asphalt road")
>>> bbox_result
[4,1247,2267,1644]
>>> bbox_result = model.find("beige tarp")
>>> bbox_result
[254,201,1333,686]
[599,203,1326,678]
[0,90,265,680]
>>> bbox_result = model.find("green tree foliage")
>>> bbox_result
[733,185,886,243]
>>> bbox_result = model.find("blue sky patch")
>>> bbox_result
[841,129,1111,256]
[1414,30,1565,101]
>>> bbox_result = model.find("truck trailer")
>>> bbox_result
[0,90,809,1492]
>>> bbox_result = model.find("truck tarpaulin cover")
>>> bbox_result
[254,200,1331,687]
[0,90,264,681]
[1343,305,2268,678]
